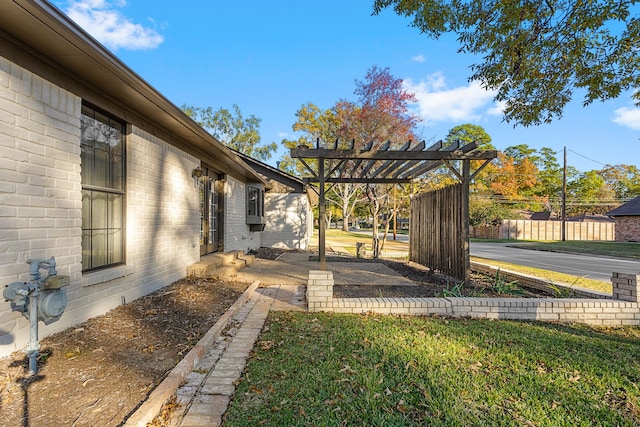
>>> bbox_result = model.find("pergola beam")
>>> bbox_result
[290,140,497,279]
[290,147,496,161]
[304,177,414,184]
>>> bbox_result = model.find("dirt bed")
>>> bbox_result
[0,278,250,427]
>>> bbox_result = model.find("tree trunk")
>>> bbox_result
[371,205,380,258]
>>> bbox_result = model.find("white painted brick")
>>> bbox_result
[536,313,560,321]
[614,312,637,320]
[309,290,333,298]
[262,193,313,250]
[0,62,210,357]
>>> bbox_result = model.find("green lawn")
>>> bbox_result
[507,241,640,260]
[224,312,640,426]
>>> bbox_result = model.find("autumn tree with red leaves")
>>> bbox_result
[283,66,421,244]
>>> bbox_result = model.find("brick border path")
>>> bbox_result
[174,285,305,427]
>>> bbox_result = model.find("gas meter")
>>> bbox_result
[3,257,70,373]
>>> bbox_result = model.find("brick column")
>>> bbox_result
[612,272,640,302]
[307,270,334,312]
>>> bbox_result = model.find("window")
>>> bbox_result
[80,104,125,271]
[246,184,265,228]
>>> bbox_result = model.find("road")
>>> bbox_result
[470,242,639,283]
[349,229,639,283]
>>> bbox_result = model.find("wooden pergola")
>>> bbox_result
[290,139,497,283]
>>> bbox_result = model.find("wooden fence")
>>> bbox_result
[410,183,465,281]
[470,220,615,241]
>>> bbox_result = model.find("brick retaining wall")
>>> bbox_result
[307,270,640,326]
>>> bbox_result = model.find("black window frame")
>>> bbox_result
[80,103,126,272]
[246,183,265,227]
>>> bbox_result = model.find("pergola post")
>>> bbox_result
[461,160,471,285]
[318,157,326,270]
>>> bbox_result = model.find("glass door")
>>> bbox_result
[199,169,223,255]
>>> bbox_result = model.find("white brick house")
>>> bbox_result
[0,0,309,357]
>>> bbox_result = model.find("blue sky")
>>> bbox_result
[52,0,640,173]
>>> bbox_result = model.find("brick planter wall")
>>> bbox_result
[307,271,640,326]
[612,272,640,302]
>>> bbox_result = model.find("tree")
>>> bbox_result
[443,124,494,195]
[183,104,277,161]
[469,197,514,227]
[351,66,420,143]
[286,66,421,239]
[286,102,366,232]
[568,170,616,215]
[503,144,539,163]
[373,0,640,126]
[525,147,560,212]
[349,66,421,254]
[444,123,493,149]
[599,164,640,200]
[485,151,539,202]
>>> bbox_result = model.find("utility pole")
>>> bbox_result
[561,146,567,241]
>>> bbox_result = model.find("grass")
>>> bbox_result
[224,312,640,426]
[322,228,410,256]
[507,241,640,259]
[471,256,612,294]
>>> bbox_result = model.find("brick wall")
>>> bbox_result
[0,58,204,357]
[612,272,640,301]
[614,217,640,242]
[262,193,312,250]
[223,176,259,252]
[0,56,85,354]
[70,127,202,321]
[307,271,640,326]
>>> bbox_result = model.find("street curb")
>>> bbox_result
[123,280,261,427]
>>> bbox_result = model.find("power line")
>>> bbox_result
[567,149,608,167]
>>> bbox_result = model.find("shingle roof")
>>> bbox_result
[607,196,640,216]
[531,211,554,220]
[567,214,614,223]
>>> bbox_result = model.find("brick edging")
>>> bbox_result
[123,280,261,427]
[308,270,640,326]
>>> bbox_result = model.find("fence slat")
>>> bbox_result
[410,183,466,281]
[470,221,615,241]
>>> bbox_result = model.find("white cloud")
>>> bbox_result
[411,54,426,63]
[64,0,164,50]
[612,106,640,130]
[486,100,506,117]
[403,72,498,124]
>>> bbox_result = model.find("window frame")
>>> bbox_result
[246,183,265,227]
[80,103,126,272]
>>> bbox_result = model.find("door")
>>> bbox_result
[199,169,223,255]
